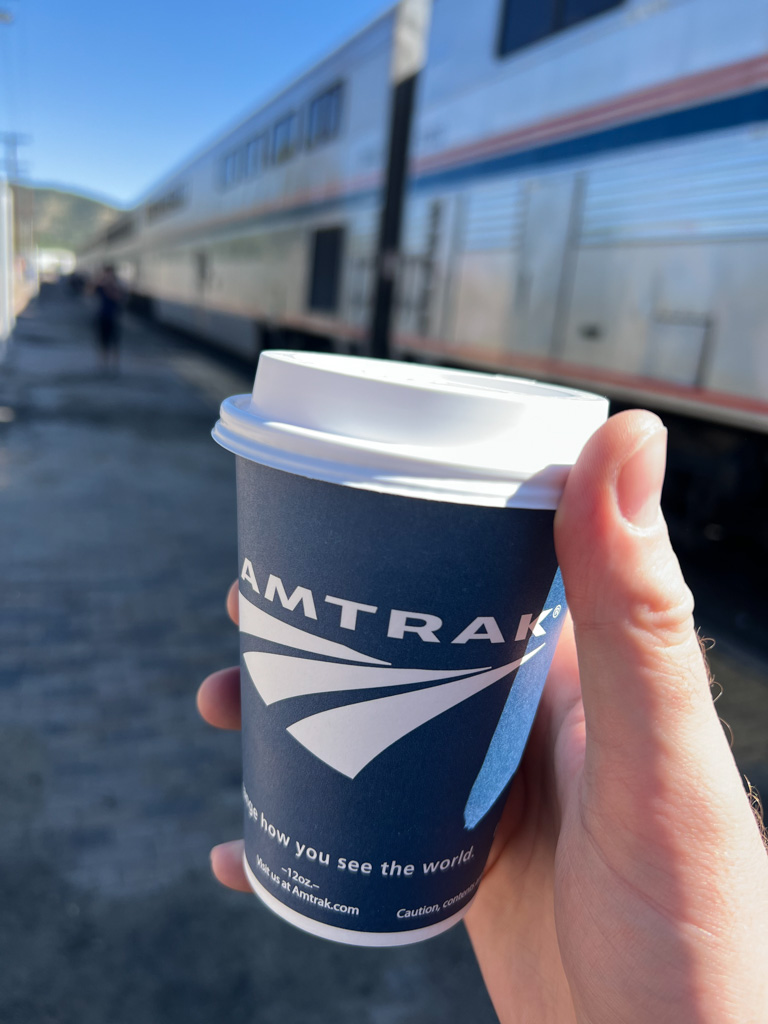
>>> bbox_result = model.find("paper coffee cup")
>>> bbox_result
[213,352,608,946]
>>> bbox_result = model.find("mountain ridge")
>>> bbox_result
[11,184,121,252]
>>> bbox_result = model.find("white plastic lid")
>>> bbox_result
[212,351,609,508]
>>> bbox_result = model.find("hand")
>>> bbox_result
[197,410,768,1023]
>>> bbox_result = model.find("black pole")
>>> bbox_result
[369,73,417,360]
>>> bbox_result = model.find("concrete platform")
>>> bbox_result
[0,289,499,1024]
[1,287,765,1023]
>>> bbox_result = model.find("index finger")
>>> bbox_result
[227,579,239,626]
[197,667,241,730]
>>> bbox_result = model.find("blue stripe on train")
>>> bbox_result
[411,87,768,192]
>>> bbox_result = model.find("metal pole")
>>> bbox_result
[0,179,14,347]
[369,0,432,360]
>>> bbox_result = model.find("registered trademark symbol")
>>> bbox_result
[553,604,562,618]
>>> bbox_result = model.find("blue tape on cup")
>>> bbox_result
[464,568,567,830]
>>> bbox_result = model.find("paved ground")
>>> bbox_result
[0,289,499,1024]
[1,288,765,1023]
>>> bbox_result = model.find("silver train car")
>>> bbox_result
[80,8,397,357]
[396,0,768,435]
[79,0,768,436]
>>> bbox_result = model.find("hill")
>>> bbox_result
[11,184,121,252]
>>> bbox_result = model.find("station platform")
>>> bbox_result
[0,287,500,1024]
[1,286,765,1022]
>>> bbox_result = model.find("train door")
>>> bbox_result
[193,249,210,334]
[346,208,378,337]
[645,307,715,389]
[449,182,523,353]
[512,173,584,358]
[397,198,442,339]
[194,251,209,299]
[307,227,345,315]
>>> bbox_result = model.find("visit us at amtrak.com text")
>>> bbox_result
[243,784,482,921]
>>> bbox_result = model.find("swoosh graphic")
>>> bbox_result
[239,593,390,666]
[286,645,545,779]
[243,651,492,705]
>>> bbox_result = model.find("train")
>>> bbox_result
[78,0,768,545]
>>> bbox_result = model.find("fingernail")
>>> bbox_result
[617,427,667,528]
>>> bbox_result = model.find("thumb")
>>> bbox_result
[554,410,735,796]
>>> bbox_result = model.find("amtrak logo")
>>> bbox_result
[239,593,545,779]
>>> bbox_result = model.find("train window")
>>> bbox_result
[497,0,623,57]
[273,113,299,164]
[221,150,245,188]
[562,0,623,26]
[246,134,268,177]
[146,185,186,221]
[221,153,236,188]
[307,83,344,148]
[307,227,345,313]
[498,0,557,54]
[106,216,135,242]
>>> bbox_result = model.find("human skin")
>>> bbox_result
[197,410,768,1024]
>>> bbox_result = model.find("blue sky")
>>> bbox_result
[0,0,393,207]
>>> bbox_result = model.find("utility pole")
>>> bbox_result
[0,133,30,181]
[0,8,30,181]
[0,10,35,344]
[0,9,15,347]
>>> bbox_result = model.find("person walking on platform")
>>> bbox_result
[92,264,125,373]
